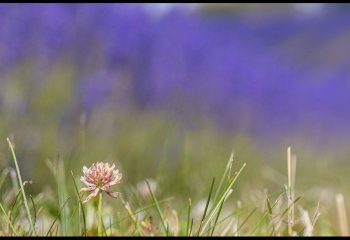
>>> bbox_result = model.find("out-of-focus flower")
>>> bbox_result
[80,162,122,203]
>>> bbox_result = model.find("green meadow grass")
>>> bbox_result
[0,136,349,236]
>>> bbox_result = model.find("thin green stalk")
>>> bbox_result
[233,207,257,236]
[197,177,215,235]
[210,200,225,236]
[70,171,86,236]
[186,198,192,236]
[46,197,71,236]
[199,163,246,235]
[213,152,234,203]
[7,138,36,235]
[0,201,17,235]
[146,180,167,234]
[98,192,103,236]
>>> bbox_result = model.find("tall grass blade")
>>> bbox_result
[197,177,215,235]
[336,193,349,236]
[7,138,36,235]
[210,199,225,236]
[213,152,234,203]
[9,189,22,225]
[233,207,257,236]
[146,179,167,234]
[0,201,17,235]
[122,199,144,236]
[186,198,192,236]
[46,156,71,235]
[70,171,86,236]
[46,197,71,236]
[200,163,246,235]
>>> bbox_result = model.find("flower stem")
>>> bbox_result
[98,192,103,236]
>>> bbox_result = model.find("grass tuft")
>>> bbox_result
[7,138,36,236]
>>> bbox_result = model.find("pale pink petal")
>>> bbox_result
[83,188,100,203]
[110,164,115,171]
[79,186,96,192]
[105,190,121,198]
[80,177,95,187]
[82,166,88,174]
[105,173,122,188]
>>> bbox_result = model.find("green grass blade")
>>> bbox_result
[210,199,225,236]
[9,189,22,225]
[146,179,167,234]
[266,195,273,215]
[186,198,192,236]
[29,195,37,229]
[279,196,302,219]
[70,171,86,236]
[189,218,194,236]
[200,163,246,235]
[46,197,71,236]
[233,207,257,236]
[0,201,17,235]
[7,138,36,235]
[46,156,73,236]
[251,193,284,235]
[197,177,215,236]
[112,197,173,227]
[311,200,321,226]
[121,199,144,236]
[213,152,234,203]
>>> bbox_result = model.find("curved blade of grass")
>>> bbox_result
[213,152,234,203]
[233,207,257,236]
[166,219,170,236]
[210,198,225,236]
[122,199,144,236]
[9,189,22,224]
[70,171,86,236]
[46,197,71,236]
[186,198,192,236]
[111,196,173,228]
[197,177,215,236]
[267,195,273,215]
[251,195,301,235]
[99,206,108,237]
[279,196,302,219]
[199,163,246,235]
[250,193,284,235]
[29,195,37,230]
[205,189,232,236]
[109,216,112,236]
[0,201,17,235]
[311,200,321,226]
[46,156,71,236]
[146,180,167,234]
[7,138,36,235]
[189,218,194,236]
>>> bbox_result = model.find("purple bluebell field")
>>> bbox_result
[1,4,350,236]
[2,4,350,138]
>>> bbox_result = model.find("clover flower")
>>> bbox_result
[80,162,122,203]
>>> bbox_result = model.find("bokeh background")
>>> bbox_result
[1,3,350,205]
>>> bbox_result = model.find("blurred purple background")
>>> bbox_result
[1,3,350,167]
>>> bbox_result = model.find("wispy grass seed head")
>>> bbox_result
[80,162,122,203]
